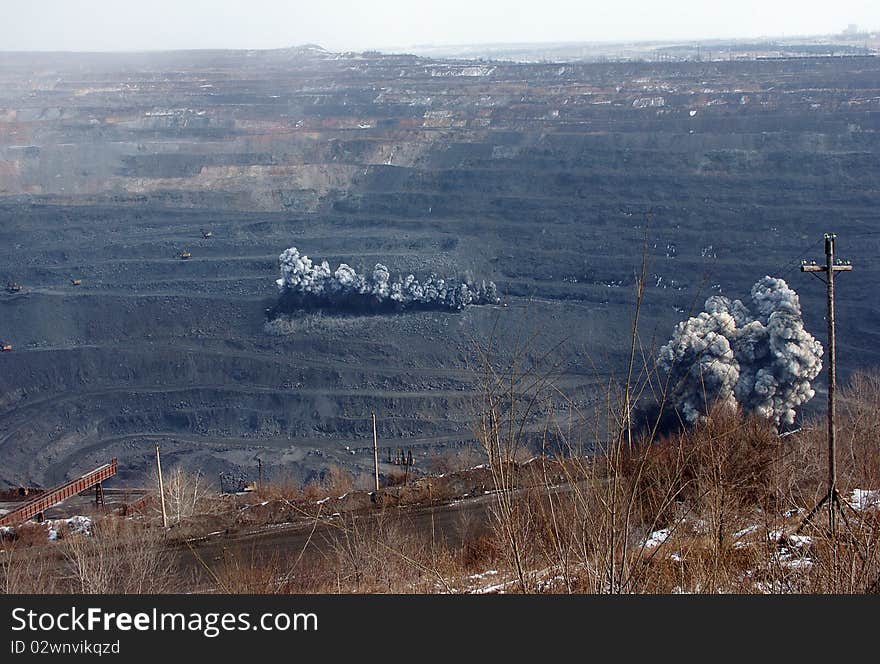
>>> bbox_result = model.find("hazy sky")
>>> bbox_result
[1,0,878,52]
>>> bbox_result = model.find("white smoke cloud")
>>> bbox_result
[274,246,500,313]
[658,276,823,427]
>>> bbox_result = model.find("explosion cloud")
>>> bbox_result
[273,247,500,314]
[658,276,823,427]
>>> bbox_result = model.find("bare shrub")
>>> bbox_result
[255,473,303,501]
[323,512,455,593]
[211,548,298,594]
[60,519,175,594]
[382,468,408,487]
[1,545,58,594]
[427,447,485,475]
[324,465,356,496]
[157,467,215,525]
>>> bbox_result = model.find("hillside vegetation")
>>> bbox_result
[2,367,878,594]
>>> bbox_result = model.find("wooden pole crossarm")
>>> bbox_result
[800,265,852,273]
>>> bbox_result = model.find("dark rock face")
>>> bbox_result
[0,49,878,487]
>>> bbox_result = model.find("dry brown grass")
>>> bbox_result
[60,519,175,594]
[2,518,175,594]
[4,366,878,594]
[468,378,880,594]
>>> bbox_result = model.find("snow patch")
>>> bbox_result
[46,515,93,540]
[734,525,759,540]
[849,488,880,511]
[644,528,670,549]
[787,534,812,548]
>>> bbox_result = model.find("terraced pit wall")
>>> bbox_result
[0,49,878,487]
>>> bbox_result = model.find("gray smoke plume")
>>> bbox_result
[273,247,500,313]
[658,276,823,427]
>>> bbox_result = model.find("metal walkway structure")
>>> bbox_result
[0,459,117,526]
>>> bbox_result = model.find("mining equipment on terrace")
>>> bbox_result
[179,250,192,260]
[5,282,22,293]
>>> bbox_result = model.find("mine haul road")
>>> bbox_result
[172,479,586,589]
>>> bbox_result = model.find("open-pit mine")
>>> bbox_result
[1,46,879,488]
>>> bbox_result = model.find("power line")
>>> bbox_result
[778,235,826,279]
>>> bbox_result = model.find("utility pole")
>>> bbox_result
[155,444,168,529]
[371,413,380,493]
[800,233,852,536]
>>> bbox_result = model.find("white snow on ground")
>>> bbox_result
[46,515,93,541]
[439,569,504,594]
[471,579,517,594]
[456,568,565,594]
[787,534,812,547]
[643,528,671,549]
[849,489,880,511]
[774,531,814,570]
[734,525,759,541]
[777,545,813,570]
[536,575,567,592]
[782,558,813,570]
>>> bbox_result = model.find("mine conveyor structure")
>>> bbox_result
[0,459,117,526]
